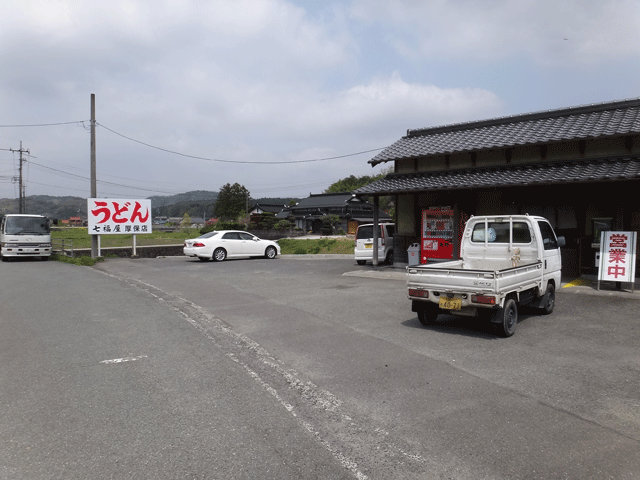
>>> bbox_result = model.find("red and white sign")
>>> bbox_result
[87,198,152,235]
[598,231,637,283]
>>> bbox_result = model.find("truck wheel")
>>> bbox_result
[417,305,439,326]
[356,260,366,265]
[385,251,393,265]
[540,283,555,315]
[496,298,518,337]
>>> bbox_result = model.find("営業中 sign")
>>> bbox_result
[87,198,152,235]
[598,231,637,283]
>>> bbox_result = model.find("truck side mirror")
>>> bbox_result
[557,236,566,248]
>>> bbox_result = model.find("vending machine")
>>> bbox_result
[421,207,455,262]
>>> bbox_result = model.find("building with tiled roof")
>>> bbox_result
[249,203,287,215]
[356,97,640,275]
[277,192,391,234]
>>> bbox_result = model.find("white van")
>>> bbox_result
[354,223,395,265]
[0,214,52,261]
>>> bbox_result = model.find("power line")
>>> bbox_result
[24,180,151,199]
[96,122,386,164]
[2,121,386,163]
[27,161,180,195]
[1,119,385,195]
[0,120,87,128]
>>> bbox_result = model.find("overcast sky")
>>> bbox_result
[1,0,638,201]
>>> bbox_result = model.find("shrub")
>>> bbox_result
[200,224,216,235]
[51,254,104,266]
[215,222,246,231]
[274,219,292,231]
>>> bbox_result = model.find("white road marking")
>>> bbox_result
[100,355,147,365]
[93,268,430,479]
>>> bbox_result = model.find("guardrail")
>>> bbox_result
[52,239,74,257]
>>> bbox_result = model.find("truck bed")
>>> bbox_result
[407,260,543,295]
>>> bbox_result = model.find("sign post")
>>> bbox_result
[597,231,637,292]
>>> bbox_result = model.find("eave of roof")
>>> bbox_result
[370,98,640,166]
[355,155,640,196]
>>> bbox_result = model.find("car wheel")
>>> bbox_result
[265,246,277,259]
[495,298,518,337]
[356,260,366,265]
[385,250,394,265]
[540,283,555,315]
[417,305,439,326]
[213,248,227,262]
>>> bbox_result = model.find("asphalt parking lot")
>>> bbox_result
[91,254,640,479]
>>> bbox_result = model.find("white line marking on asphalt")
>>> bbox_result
[92,267,429,478]
[100,355,148,365]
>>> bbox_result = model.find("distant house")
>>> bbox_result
[276,192,391,234]
[166,216,205,227]
[59,217,83,227]
[249,203,286,215]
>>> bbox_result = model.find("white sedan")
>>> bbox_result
[183,230,280,262]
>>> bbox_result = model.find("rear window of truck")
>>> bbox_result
[471,222,531,244]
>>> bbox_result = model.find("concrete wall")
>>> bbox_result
[70,245,184,259]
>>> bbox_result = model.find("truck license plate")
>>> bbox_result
[439,296,462,310]
[364,244,372,249]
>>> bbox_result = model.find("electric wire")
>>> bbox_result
[96,122,386,164]
[0,121,87,127]
[1,119,385,196]
[27,161,180,195]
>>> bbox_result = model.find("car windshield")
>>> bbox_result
[4,216,50,235]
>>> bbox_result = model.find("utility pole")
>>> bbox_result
[90,94,98,258]
[10,141,29,214]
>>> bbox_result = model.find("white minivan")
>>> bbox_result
[354,223,395,265]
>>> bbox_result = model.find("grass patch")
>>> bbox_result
[277,238,354,255]
[52,228,356,256]
[52,228,198,249]
[51,253,104,266]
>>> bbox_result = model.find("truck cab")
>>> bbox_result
[0,214,52,261]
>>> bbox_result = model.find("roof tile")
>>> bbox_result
[356,156,640,195]
[371,99,640,165]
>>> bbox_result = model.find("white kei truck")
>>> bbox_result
[407,215,565,337]
[0,214,52,261]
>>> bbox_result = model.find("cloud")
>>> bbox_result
[263,72,501,142]
[350,0,640,66]
[1,0,636,200]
